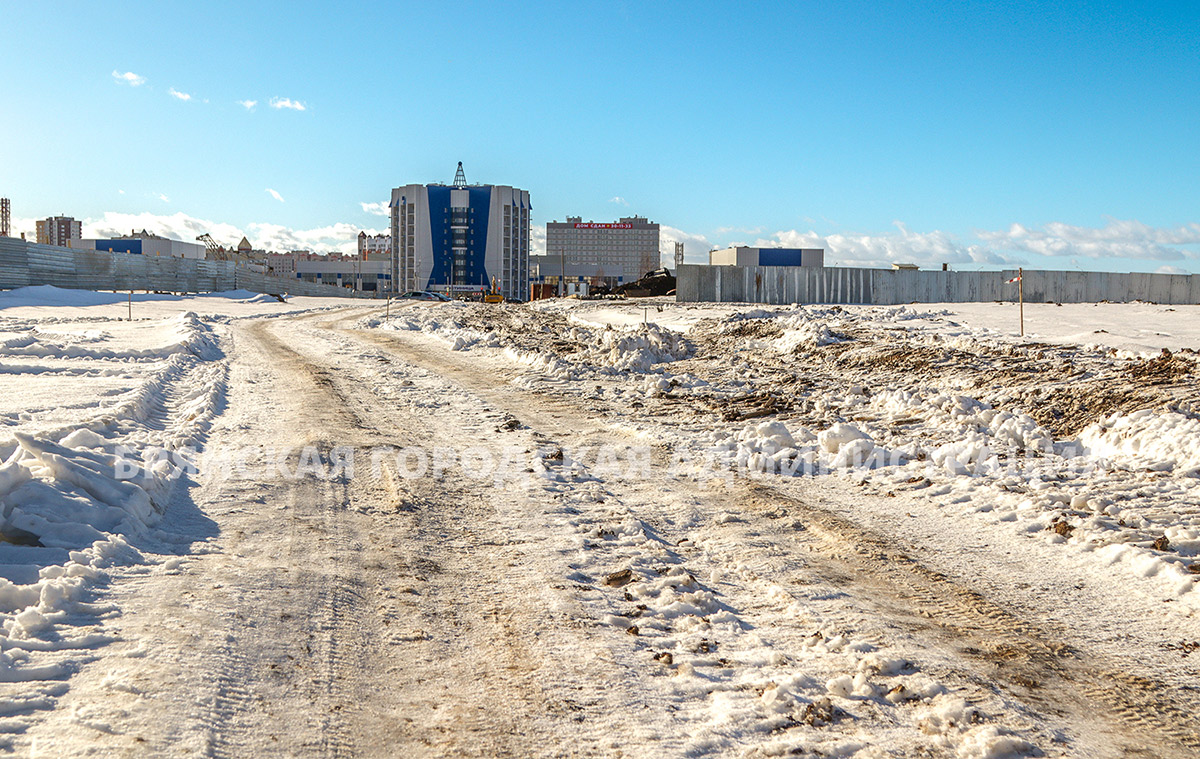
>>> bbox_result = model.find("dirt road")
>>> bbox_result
[25,306,1200,758]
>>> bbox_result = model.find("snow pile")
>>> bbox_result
[711,420,901,475]
[585,324,690,373]
[1080,409,1200,473]
[773,318,840,354]
[0,307,228,689]
[367,304,690,378]
[503,323,689,378]
[370,312,501,353]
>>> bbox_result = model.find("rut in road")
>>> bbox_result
[338,311,1200,759]
[219,316,638,757]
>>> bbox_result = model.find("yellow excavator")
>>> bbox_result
[483,276,504,304]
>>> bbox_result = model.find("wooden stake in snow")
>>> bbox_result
[1018,267,1024,337]
[128,290,132,321]
[1006,269,1024,336]
[385,293,391,321]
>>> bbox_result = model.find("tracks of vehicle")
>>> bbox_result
[339,310,1200,758]
[225,314,591,757]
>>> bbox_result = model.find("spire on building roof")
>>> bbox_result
[453,161,467,188]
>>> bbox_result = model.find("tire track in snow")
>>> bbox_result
[233,314,557,757]
[734,483,1200,756]
[346,315,1200,758]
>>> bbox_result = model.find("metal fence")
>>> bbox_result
[0,238,369,298]
[676,265,1200,306]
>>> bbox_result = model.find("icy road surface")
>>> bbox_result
[0,288,1197,758]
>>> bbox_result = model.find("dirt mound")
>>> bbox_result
[1127,350,1195,385]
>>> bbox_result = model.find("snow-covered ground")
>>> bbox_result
[0,286,1197,757]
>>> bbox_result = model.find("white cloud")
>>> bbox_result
[266,188,285,203]
[531,224,547,257]
[1157,265,1189,274]
[168,88,192,101]
[80,211,382,257]
[714,225,764,236]
[269,97,306,111]
[238,99,258,110]
[609,196,629,206]
[156,193,170,203]
[112,70,145,86]
[9,216,38,241]
[977,218,1200,261]
[361,201,389,217]
[659,225,714,267]
[746,222,1010,268]
[85,212,242,247]
[248,221,380,255]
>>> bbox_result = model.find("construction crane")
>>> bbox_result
[0,198,10,238]
[196,233,222,252]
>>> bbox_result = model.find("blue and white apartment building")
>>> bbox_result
[389,163,531,300]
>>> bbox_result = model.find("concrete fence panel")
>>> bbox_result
[676,264,1198,306]
[0,238,364,300]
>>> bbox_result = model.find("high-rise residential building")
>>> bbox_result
[544,215,661,284]
[389,163,530,299]
[35,215,82,247]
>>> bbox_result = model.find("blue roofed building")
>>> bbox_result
[708,246,824,267]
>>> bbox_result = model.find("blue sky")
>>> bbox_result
[1,0,1197,271]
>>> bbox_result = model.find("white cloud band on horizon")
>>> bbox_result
[749,222,1012,268]
[977,219,1200,261]
[13,207,1197,273]
[78,211,382,256]
[269,97,306,111]
[112,70,145,86]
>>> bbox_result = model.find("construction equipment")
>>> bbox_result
[483,276,504,304]
[196,233,222,252]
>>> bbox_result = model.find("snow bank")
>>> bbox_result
[367,305,690,378]
[0,305,228,692]
[1080,409,1200,473]
[0,312,219,362]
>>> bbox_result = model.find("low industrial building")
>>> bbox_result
[268,251,392,292]
[79,230,204,259]
[529,253,628,297]
[708,246,824,267]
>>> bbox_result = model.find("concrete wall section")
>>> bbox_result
[676,265,1199,305]
[0,238,365,298]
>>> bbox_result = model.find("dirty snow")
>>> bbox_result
[1,286,1198,756]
